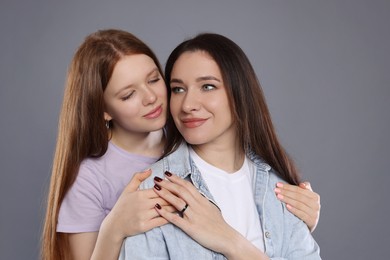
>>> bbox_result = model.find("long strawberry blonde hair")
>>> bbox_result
[41,29,163,260]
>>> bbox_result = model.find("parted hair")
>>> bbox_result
[41,29,163,260]
[164,33,301,185]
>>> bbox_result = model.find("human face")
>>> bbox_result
[169,51,236,148]
[104,54,167,136]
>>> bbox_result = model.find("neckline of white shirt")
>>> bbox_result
[188,147,249,181]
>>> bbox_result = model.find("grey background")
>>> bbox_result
[1,0,389,259]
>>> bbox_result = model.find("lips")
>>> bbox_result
[144,105,163,119]
[181,118,207,128]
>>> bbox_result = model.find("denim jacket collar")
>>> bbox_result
[121,142,321,260]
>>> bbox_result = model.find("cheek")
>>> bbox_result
[211,96,232,120]
[104,102,116,118]
[219,92,231,110]
[157,83,168,99]
[169,96,180,115]
[111,102,140,120]
[208,95,229,111]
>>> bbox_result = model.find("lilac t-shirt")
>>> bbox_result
[57,142,158,233]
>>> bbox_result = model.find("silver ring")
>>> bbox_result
[180,204,189,215]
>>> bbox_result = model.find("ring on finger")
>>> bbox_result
[180,203,189,217]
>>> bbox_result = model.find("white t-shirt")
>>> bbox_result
[189,148,265,252]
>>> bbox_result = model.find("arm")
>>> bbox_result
[283,211,321,260]
[68,170,171,260]
[68,232,98,260]
[274,182,320,232]
[153,172,270,260]
[119,227,169,260]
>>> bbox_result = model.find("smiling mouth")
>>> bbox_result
[144,105,163,119]
[181,118,207,128]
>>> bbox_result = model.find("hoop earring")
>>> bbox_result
[105,120,110,129]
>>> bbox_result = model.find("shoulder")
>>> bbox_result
[139,159,166,190]
[77,157,106,183]
[77,143,130,180]
[267,169,285,187]
[139,143,191,190]
[266,168,305,229]
[247,150,287,186]
[249,153,299,222]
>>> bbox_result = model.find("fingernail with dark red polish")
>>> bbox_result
[164,171,172,177]
[154,184,161,191]
[155,203,161,209]
[154,176,162,182]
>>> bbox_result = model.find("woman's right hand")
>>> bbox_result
[103,169,172,240]
[274,181,321,232]
[90,169,173,260]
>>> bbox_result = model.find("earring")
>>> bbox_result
[105,120,110,129]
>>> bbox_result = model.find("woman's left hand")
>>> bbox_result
[154,172,231,252]
[152,172,243,256]
[152,171,269,260]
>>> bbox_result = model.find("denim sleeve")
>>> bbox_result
[279,218,321,260]
[118,227,169,260]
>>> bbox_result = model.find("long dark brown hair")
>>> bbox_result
[164,33,300,185]
[41,29,163,260]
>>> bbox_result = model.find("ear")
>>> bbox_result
[104,111,112,121]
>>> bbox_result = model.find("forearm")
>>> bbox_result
[91,216,124,260]
[221,229,269,260]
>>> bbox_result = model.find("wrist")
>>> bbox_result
[219,229,243,258]
[99,213,125,244]
[222,231,269,260]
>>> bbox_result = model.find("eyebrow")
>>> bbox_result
[170,75,221,84]
[147,67,160,77]
[115,67,159,96]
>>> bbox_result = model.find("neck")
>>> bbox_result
[110,129,165,157]
[192,140,244,173]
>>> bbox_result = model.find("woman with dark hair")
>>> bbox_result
[120,33,321,259]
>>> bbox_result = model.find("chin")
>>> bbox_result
[152,118,167,128]
[182,136,208,146]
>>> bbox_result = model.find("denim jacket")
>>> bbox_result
[119,143,321,260]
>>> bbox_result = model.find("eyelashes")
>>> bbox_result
[148,77,161,84]
[201,84,216,91]
[170,84,217,94]
[121,77,161,101]
[121,91,135,101]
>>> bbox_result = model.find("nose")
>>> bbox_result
[142,86,157,106]
[181,90,201,113]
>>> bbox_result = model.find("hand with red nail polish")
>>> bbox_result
[93,170,172,260]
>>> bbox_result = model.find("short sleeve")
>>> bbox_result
[57,162,105,233]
